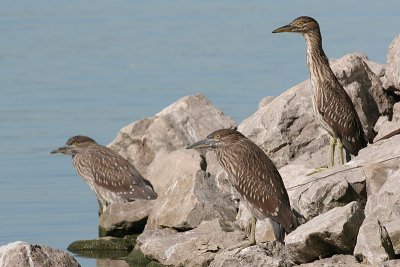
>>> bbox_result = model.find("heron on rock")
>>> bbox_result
[51,135,157,215]
[273,16,367,167]
[187,128,297,246]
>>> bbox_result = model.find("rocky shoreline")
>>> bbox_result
[1,35,399,267]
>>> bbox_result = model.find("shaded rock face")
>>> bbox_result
[99,200,155,237]
[0,241,80,267]
[108,93,236,192]
[146,152,237,230]
[239,53,393,169]
[136,219,246,266]
[374,102,400,142]
[382,35,400,93]
[285,201,365,264]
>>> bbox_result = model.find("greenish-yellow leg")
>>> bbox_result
[329,135,336,168]
[337,138,344,165]
[247,217,257,246]
[227,217,257,252]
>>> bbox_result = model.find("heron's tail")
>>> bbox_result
[270,219,286,242]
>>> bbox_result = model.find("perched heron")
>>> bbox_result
[187,128,297,245]
[272,16,367,167]
[51,135,157,214]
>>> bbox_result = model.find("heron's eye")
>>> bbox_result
[297,21,305,27]
[214,134,221,140]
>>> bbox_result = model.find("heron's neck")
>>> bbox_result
[304,31,334,85]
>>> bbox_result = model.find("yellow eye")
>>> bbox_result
[214,134,220,140]
[297,21,304,27]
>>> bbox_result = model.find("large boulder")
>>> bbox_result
[285,201,364,264]
[382,35,400,93]
[108,93,235,191]
[99,200,155,237]
[354,155,400,264]
[239,53,393,169]
[0,241,80,267]
[136,219,246,266]
[374,102,400,142]
[146,150,237,230]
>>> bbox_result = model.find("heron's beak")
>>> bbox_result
[186,138,215,149]
[272,24,295,33]
[50,145,71,155]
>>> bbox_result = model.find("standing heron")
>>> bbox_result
[51,135,157,214]
[187,128,297,245]
[272,16,367,167]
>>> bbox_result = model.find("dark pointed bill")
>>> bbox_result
[50,146,69,154]
[272,24,294,33]
[186,138,215,149]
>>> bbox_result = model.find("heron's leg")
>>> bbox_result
[329,135,336,168]
[248,217,257,245]
[337,138,344,165]
[227,217,257,252]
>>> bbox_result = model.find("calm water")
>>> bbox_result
[0,1,399,266]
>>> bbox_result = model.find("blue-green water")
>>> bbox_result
[0,1,399,266]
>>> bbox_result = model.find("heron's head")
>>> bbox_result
[272,16,320,35]
[51,135,96,156]
[186,128,245,150]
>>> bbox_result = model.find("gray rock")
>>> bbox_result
[382,35,400,92]
[298,254,364,267]
[364,161,399,196]
[239,53,393,169]
[99,200,155,237]
[259,96,275,109]
[136,219,246,266]
[354,154,400,264]
[354,219,394,264]
[279,162,366,221]
[146,150,237,230]
[381,259,400,267]
[108,93,235,193]
[384,218,400,255]
[209,245,283,267]
[374,102,400,142]
[285,201,364,264]
[0,241,80,267]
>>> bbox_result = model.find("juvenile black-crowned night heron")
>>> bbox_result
[187,128,297,245]
[272,16,367,167]
[51,135,157,214]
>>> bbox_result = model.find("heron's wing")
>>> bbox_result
[234,141,294,233]
[84,146,157,200]
[317,80,367,155]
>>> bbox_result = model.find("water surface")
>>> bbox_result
[0,1,399,266]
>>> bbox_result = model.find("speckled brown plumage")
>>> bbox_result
[187,129,296,242]
[273,16,367,164]
[51,135,157,214]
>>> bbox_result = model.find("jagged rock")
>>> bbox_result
[0,241,80,267]
[108,93,235,193]
[354,150,400,264]
[384,218,400,255]
[278,160,367,221]
[285,201,364,264]
[382,259,400,267]
[363,161,399,196]
[374,102,400,142]
[146,150,237,230]
[209,245,284,267]
[136,219,246,266]
[99,200,155,237]
[239,53,393,169]
[382,35,400,92]
[354,219,395,264]
[298,254,365,267]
